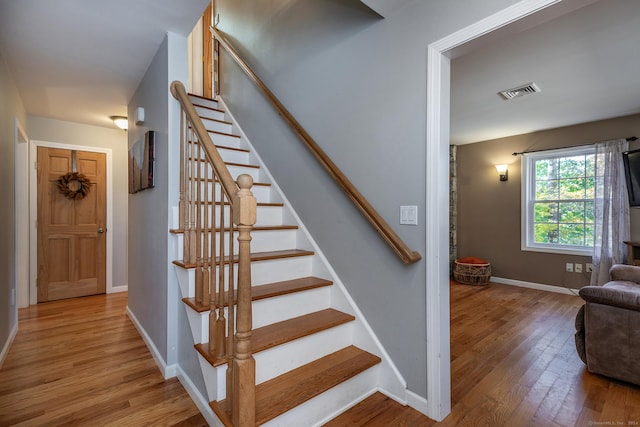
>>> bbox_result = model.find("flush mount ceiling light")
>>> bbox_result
[110,115,128,130]
[499,82,541,100]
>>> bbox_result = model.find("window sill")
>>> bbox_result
[521,244,592,257]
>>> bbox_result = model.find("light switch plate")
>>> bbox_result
[400,205,418,225]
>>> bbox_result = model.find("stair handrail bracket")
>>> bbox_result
[171,80,257,426]
[211,27,421,265]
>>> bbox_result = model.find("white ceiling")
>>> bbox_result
[0,0,209,130]
[1,0,638,141]
[451,0,640,145]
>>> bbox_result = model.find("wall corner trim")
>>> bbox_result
[0,322,18,369]
[176,366,220,426]
[126,306,176,379]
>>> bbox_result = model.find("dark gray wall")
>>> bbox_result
[214,0,520,398]
[0,50,26,363]
[457,114,640,290]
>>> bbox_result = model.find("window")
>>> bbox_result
[522,146,600,255]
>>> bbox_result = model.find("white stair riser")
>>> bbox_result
[252,287,330,329]
[263,367,379,427]
[201,117,233,134]
[192,98,220,110]
[186,256,314,289]
[227,164,261,181]
[195,162,260,182]
[183,286,331,344]
[196,352,227,401]
[192,182,271,204]
[175,229,297,256]
[177,255,314,297]
[184,205,283,227]
[217,148,250,164]
[194,161,259,180]
[210,132,242,149]
[254,323,353,385]
[251,256,314,285]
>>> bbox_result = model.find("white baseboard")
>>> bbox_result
[108,285,128,294]
[491,276,579,296]
[176,366,221,427]
[126,306,177,379]
[0,322,18,369]
[405,388,429,417]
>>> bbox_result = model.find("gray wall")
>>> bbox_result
[128,34,171,362]
[0,49,26,362]
[457,114,640,290]
[28,116,129,291]
[127,32,206,394]
[214,0,520,398]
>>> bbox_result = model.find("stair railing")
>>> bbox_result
[171,80,256,426]
[211,26,421,265]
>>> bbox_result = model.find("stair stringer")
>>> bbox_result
[217,98,410,410]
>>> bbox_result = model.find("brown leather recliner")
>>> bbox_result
[575,264,640,385]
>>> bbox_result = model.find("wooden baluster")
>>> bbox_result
[208,173,218,355]
[231,174,256,427]
[195,142,203,306]
[179,110,186,232]
[202,157,211,309]
[186,127,197,266]
[215,182,227,360]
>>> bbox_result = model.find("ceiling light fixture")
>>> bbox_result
[110,115,128,130]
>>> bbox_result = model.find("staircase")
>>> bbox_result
[170,90,406,426]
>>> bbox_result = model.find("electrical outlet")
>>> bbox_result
[586,263,593,273]
[10,288,15,306]
[575,263,583,273]
[565,262,574,273]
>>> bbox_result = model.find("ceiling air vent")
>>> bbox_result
[499,82,541,100]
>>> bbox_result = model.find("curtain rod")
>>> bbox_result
[512,136,638,156]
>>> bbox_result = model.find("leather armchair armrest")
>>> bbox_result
[579,282,640,312]
[609,264,640,283]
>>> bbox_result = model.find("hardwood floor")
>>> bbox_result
[329,281,640,426]
[0,292,207,426]
[3,284,639,426]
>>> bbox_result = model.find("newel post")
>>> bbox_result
[231,174,256,427]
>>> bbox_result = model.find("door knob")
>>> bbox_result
[97,228,105,233]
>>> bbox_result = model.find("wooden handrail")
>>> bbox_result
[211,27,421,265]
[171,81,238,199]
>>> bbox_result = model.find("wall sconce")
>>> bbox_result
[110,115,128,131]
[495,164,508,181]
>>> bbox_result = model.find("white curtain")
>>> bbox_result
[591,138,630,285]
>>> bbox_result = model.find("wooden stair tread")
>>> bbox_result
[191,176,271,187]
[200,116,233,126]
[170,225,298,235]
[195,308,353,367]
[182,276,332,313]
[225,161,260,169]
[211,346,381,426]
[172,249,314,269]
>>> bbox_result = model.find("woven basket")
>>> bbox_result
[453,257,491,286]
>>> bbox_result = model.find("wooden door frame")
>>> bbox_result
[424,0,561,421]
[29,140,114,305]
